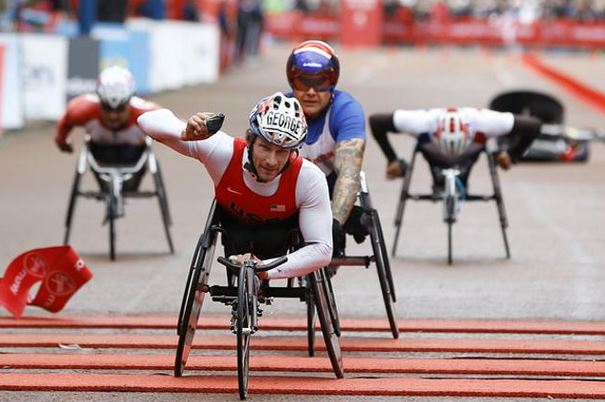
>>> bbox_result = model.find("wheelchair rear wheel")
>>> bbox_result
[323,271,341,336]
[237,267,254,400]
[63,167,82,245]
[154,162,174,254]
[306,285,316,357]
[174,232,217,377]
[311,270,344,378]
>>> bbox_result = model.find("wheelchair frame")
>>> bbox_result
[174,200,344,399]
[391,148,510,264]
[63,137,174,260]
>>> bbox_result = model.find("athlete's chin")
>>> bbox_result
[258,169,279,181]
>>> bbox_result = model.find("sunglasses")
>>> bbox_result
[291,75,333,92]
[100,102,128,113]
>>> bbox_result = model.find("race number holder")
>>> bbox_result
[0,246,93,317]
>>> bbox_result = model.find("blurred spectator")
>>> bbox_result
[135,0,166,20]
[181,0,199,22]
[97,0,127,23]
[235,0,263,65]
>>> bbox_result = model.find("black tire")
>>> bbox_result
[373,211,397,303]
[154,163,174,254]
[174,234,216,377]
[306,286,316,357]
[108,192,117,261]
[323,271,341,337]
[445,195,455,265]
[447,221,453,265]
[63,169,82,245]
[369,210,400,339]
[311,270,344,378]
[237,267,253,400]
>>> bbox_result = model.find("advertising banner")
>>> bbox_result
[180,22,219,84]
[340,0,382,47]
[94,22,150,94]
[67,37,99,100]
[0,34,24,130]
[21,34,68,120]
[129,19,219,92]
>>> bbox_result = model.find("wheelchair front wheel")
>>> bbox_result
[237,267,254,400]
[311,270,344,378]
[107,192,117,261]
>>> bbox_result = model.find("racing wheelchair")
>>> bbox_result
[333,171,399,339]
[391,146,510,265]
[174,200,343,400]
[62,137,174,260]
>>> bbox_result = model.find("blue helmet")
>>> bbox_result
[286,40,340,92]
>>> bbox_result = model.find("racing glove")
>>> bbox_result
[343,205,370,244]
[332,218,346,258]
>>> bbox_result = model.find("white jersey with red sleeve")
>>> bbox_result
[56,94,159,146]
[137,108,333,280]
[392,107,514,140]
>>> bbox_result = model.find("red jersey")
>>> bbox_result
[56,94,158,145]
[215,138,303,225]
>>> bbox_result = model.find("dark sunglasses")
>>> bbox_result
[100,101,128,113]
[291,75,332,92]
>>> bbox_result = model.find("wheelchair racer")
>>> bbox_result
[55,66,159,191]
[369,108,541,193]
[138,92,333,280]
[286,40,367,256]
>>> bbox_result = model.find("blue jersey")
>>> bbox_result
[289,90,365,175]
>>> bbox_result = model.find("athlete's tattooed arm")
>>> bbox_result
[332,138,365,224]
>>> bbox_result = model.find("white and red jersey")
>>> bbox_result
[216,138,302,225]
[393,107,515,149]
[56,94,159,146]
[137,109,332,280]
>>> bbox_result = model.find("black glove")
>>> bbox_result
[343,205,370,244]
[332,218,346,258]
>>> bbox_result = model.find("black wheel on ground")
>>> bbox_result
[174,232,216,377]
[311,270,344,378]
[237,267,253,400]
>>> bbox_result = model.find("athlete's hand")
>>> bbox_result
[386,159,407,180]
[181,112,213,141]
[55,137,73,153]
[228,253,268,279]
[496,151,512,170]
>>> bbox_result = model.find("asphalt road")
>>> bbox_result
[1,42,604,401]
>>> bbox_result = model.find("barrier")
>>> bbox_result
[0,18,220,131]
[0,34,24,131]
[265,13,605,49]
[22,34,68,120]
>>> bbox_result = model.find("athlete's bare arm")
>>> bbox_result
[332,138,365,224]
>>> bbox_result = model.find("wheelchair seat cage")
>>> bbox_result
[62,137,174,260]
[392,148,511,264]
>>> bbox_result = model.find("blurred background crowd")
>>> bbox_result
[3,0,605,36]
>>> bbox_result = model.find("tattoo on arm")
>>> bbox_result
[332,138,365,224]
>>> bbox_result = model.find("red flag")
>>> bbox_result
[28,246,93,313]
[0,246,92,317]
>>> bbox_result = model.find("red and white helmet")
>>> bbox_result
[249,92,307,149]
[434,109,472,157]
[96,66,135,110]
